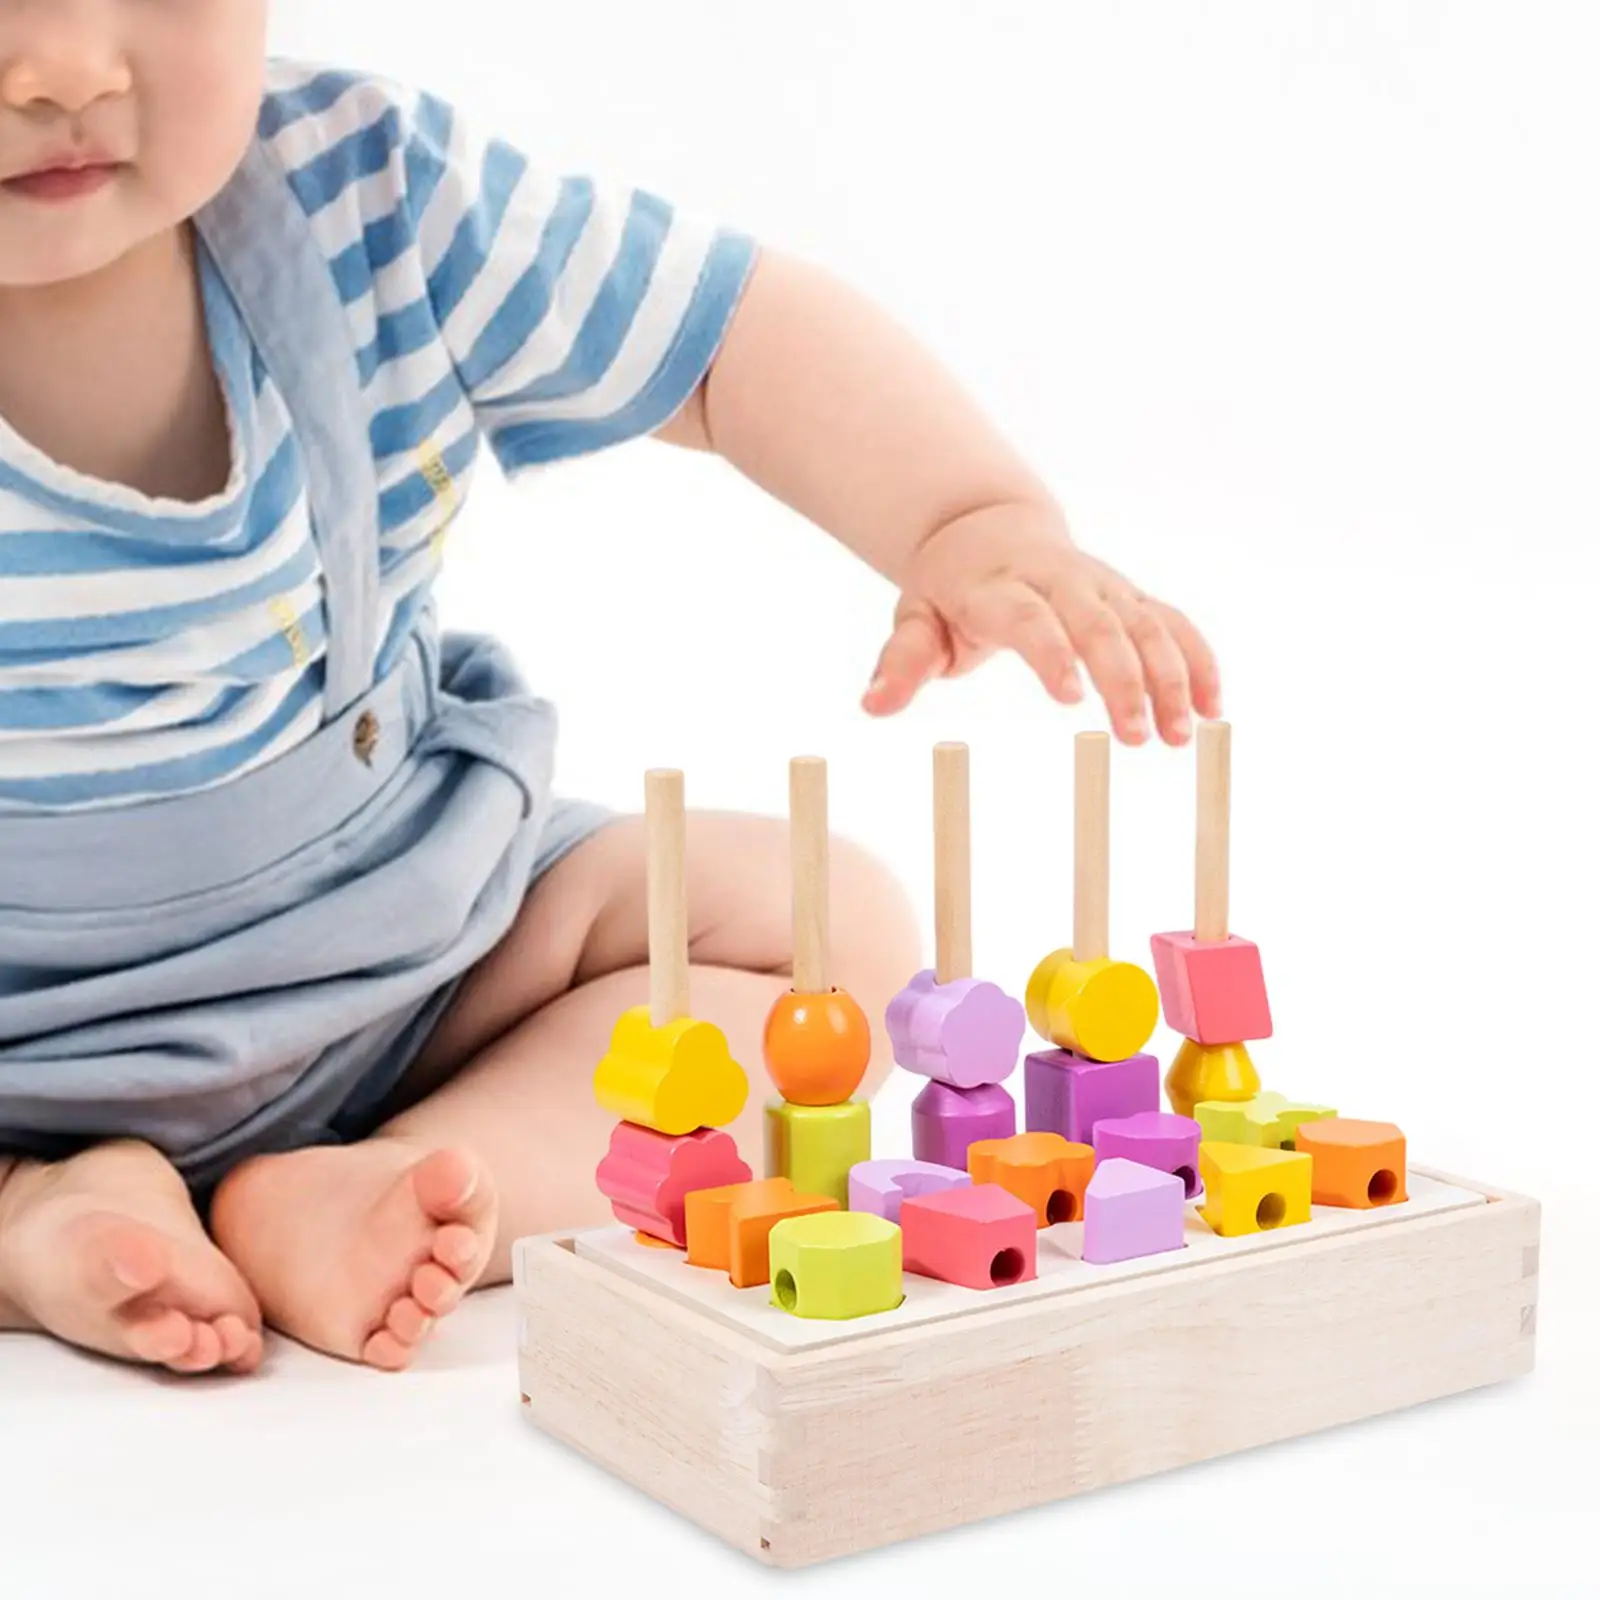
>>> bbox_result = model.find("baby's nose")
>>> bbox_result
[1,39,132,115]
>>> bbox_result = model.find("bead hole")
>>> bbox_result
[774,1270,797,1310]
[1369,1169,1399,1203]
[989,1248,1025,1286]
[1256,1192,1287,1229]
[1174,1165,1197,1195]
[1046,1189,1076,1225]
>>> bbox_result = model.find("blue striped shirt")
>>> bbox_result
[0,60,755,811]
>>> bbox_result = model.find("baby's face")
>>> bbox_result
[0,0,268,288]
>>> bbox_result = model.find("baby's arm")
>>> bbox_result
[656,251,1219,746]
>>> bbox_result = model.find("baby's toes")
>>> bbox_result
[385,1296,434,1347]
[167,1320,224,1374]
[411,1260,465,1319]
[431,1223,481,1280]
[123,1306,198,1366]
[361,1327,417,1372]
[214,1313,263,1374]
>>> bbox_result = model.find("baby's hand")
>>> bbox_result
[861,504,1221,746]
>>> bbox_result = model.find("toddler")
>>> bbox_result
[0,2,1219,1376]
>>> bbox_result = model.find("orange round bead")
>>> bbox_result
[763,988,872,1106]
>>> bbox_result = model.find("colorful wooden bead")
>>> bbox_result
[1024,1048,1160,1146]
[910,1080,1015,1171]
[1198,1142,1312,1238]
[1195,1092,1338,1151]
[768,1211,903,1320]
[1025,947,1160,1065]
[900,1183,1038,1290]
[1149,932,1272,1046]
[593,1007,749,1136]
[595,1124,753,1247]
[684,1177,838,1285]
[1091,1111,1203,1198]
[1082,1158,1188,1265]
[967,1131,1096,1228]
[1294,1119,1408,1209]
[847,1158,971,1224]
[765,1097,871,1208]
[885,969,1025,1088]
[762,988,873,1107]
[1164,1039,1260,1121]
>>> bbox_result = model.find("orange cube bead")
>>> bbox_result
[684,1177,838,1286]
[1294,1118,1407,1209]
[967,1131,1096,1228]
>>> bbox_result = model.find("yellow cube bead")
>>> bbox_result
[1196,1092,1338,1150]
[764,1097,870,1208]
[1198,1142,1312,1237]
[769,1211,903,1320]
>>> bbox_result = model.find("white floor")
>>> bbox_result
[3,1179,1592,1600]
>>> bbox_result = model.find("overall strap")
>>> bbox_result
[193,139,379,719]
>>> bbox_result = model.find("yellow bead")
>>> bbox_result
[1198,1142,1312,1237]
[1025,948,1159,1064]
[764,1097,870,1208]
[1165,1039,1260,1120]
[1195,1092,1337,1150]
[592,1005,749,1135]
[768,1210,903,1320]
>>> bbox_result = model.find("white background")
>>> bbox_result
[5,3,1597,1595]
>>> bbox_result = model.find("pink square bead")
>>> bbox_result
[1149,932,1272,1045]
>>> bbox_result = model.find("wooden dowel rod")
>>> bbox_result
[646,769,691,1024]
[790,756,829,993]
[1195,721,1231,942]
[933,742,972,984]
[1074,732,1111,963]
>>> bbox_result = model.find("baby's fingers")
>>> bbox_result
[863,608,948,715]
[1049,581,1150,743]
[954,581,1083,705]
[1108,593,1193,746]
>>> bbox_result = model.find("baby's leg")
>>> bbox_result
[0,1143,263,1374]
[211,811,920,1365]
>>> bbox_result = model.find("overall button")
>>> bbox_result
[353,711,380,767]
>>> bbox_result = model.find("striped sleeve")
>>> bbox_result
[395,93,757,472]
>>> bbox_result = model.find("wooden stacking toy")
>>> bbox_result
[1153,722,1268,1119]
[1198,1142,1312,1237]
[763,757,873,1208]
[593,770,753,1245]
[890,743,1024,1169]
[1025,732,1161,1145]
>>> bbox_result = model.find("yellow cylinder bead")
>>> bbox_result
[1025,948,1160,1065]
[764,1097,871,1209]
[1165,1039,1261,1120]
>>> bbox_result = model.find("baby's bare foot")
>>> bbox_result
[0,1142,264,1375]
[210,1139,496,1371]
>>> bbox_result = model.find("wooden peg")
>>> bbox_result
[933,742,972,985]
[790,757,829,995]
[1195,720,1231,943]
[646,769,691,1027]
[1074,731,1111,964]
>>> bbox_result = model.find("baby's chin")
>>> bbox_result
[0,199,186,291]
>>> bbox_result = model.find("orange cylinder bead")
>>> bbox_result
[763,988,872,1106]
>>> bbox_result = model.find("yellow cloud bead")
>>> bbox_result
[1025,948,1159,1064]
[1195,1092,1337,1150]
[593,1006,750,1135]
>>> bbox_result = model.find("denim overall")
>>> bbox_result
[0,139,600,1195]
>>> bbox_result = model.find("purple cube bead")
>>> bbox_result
[1024,1049,1160,1147]
[911,1081,1015,1172]
[1092,1111,1203,1198]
